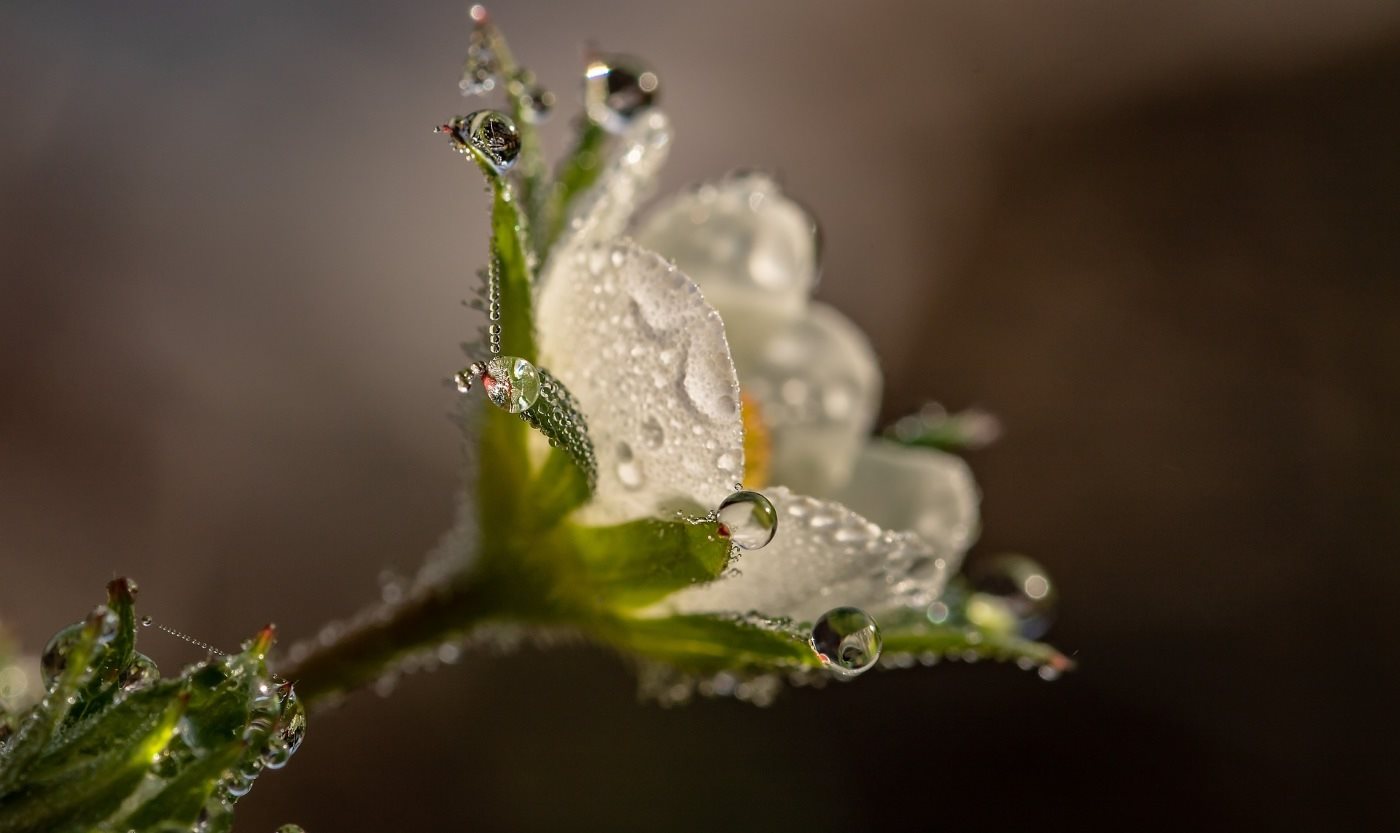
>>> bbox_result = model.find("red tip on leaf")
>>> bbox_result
[251,624,277,656]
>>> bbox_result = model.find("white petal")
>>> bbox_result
[536,238,744,524]
[634,172,819,327]
[662,486,954,622]
[740,302,881,497]
[834,441,981,565]
[547,110,673,270]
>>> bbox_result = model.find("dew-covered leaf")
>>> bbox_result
[0,584,305,833]
[563,517,732,610]
[114,741,244,833]
[0,691,182,833]
[598,613,819,674]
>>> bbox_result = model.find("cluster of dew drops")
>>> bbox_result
[8,604,308,823]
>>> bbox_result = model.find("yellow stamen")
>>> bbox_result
[740,391,771,489]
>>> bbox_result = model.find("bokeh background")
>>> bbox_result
[3,1,1398,830]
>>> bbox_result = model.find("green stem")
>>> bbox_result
[276,576,501,707]
[480,20,547,231]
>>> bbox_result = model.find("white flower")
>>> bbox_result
[536,112,979,624]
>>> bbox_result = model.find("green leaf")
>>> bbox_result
[114,741,244,833]
[599,614,820,674]
[564,517,732,610]
[0,690,182,833]
[0,609,101,796]
[879,618,1073,674]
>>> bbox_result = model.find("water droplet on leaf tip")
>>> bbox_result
[715,490,777,550]
[584,55,659,133]
[810,607,881,677]
[443,110,521,174]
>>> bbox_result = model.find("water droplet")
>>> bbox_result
[118,653,159,692]
[440,110,521,174]
[716,490,778,550]
[140,615,153,627]
[277,826,307,833]
[967,554,1056,638]
[641,416,665,449]
[810,607,882,677]
[263,688,306,770]
[584,55,659,133]
[925,584,967,626]
[40,609,119,687]
[508,70,554,124]
[615,441,644,489]
[457,356,541,412]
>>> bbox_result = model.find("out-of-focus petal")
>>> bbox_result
[659,486,955,623]
[536,239,744,524]
[634,172,819,333]
[834,440,981,564]
[738,302,881,496]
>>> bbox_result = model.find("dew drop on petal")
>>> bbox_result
[810,606,882,677]
[641,416,665,449]
[716,490,778,550]
[615,441,644,489]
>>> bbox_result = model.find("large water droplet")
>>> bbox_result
[456,356,541,413]
[584,55,659,133]
[716,490,778,550]
[441,110,521,174]
[40,609,119,687]
[966,554,1056,639]
[119,653,159,692]
[263,688,307,770]
[810,607,882,677]
[276,826,307,833]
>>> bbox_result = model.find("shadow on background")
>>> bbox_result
[2,2,1397,830]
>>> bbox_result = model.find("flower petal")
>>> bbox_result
[834,440,981,562]
[738,302,881,496]
[634,172,819,331]
[547,110,673,270]
[536,239,744,525]
[661,486,955,623]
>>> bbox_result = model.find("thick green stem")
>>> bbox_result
[276,576,501,707]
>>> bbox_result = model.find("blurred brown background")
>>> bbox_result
[3,1,1399,830]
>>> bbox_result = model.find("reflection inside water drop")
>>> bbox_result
[715,490,777,550]
[810,607,881,677]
